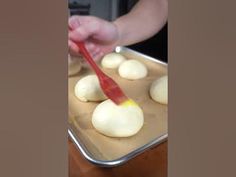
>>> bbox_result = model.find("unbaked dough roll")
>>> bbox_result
[74,75,107,102]
[101,53,126,69]
[68,54,82,76]
[118,59,148,80]
[92,99,144,137]
[149,75,168,104]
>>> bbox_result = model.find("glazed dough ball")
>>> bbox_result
[92,99,144,137]
[101,53,126,69]
[150,76,168,104]
[74,75,107,102]
[118,60,148,80]
[68,54,82,76]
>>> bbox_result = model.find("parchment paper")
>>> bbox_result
[68,49,168,161]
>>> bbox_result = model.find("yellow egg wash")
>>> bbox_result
[120,99,138,107]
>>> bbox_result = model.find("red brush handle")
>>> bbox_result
[69,26,104,76]
[76,42,105,76]
[69,26,128,105]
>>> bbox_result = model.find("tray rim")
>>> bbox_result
[68,46,168,167]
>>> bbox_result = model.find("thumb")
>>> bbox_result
[68,15,81,29]
[69,21,100,42]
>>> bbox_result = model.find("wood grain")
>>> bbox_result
[69,139,167,177]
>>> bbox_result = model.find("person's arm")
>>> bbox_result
[69,0,168,59]
[114,0,168,46]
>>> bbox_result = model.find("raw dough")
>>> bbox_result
[68,54,82,76]
[101,53,126,69]
[118,60,148,80]
[92,99,144,137]
[74,75,107,102]
[149,75,168,104]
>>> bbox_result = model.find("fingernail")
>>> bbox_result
[94,47,101,54]
[86,43,95,50]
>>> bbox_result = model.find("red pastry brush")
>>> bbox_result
[69,28,130,105]
[77,42,129,105]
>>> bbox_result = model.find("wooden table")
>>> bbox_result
[69,139,167,177]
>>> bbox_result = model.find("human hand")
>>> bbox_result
[69,16,119,61]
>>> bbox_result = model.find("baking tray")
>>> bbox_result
[68,46,168,167]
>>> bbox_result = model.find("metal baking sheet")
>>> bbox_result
[68,46,168,167]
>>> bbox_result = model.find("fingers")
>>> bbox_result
[85,42,104,61]
[68,40,97,55]
[85,42,96,52]
[93,51,104,61]
[68,40,79,53]
[69,15,90,29]
[68,16,104,61]
[68,40,104,61]
[68,15,81,29]
[69,21,100,42]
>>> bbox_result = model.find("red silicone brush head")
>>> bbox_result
[98,75,129,105]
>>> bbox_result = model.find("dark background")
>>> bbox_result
[128,24,168,63]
